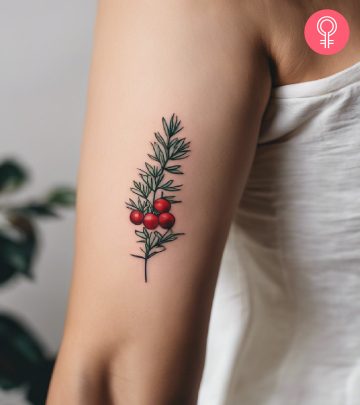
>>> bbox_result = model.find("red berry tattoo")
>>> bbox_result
[159,213,175,229]
[154,198,171,213]
[125,114,191,282]
[143,213,159,230]
[130,210,144,225]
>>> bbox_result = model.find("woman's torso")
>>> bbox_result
[199,1,360,404]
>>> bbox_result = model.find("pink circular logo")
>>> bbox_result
[304,9,350,55]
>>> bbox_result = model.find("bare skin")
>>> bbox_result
[46,1,360,404]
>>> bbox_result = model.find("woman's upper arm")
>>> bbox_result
[48,1,271,404]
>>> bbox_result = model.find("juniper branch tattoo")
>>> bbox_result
[126,114,191,282]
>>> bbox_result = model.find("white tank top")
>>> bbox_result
[199,60,360,405]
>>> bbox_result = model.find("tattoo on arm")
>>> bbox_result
[125,114,191,283]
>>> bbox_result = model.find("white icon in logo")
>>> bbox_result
[317,16,337,48]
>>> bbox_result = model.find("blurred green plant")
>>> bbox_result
[0,158,75,404]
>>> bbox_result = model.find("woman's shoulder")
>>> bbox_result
[249,0,360,86]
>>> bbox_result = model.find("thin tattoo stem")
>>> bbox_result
[144,258,148,283]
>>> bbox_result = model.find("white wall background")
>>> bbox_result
[0,1,97,403]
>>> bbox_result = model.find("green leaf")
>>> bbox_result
[153,142,166,167]
[25,358,55,405]
[160,182,183,192]
[169,137,179,148]
[166,114,183,137]
[131,253,145,259]
[147,153,158,162]
[0,314,46,390]
[160,230,185,244]
[135,230,146,240]
[148,246,166,258]
[130,188,144,198]
[160,179,173,188]
[172,151,190,160]
[166,198,181,204]
[0,160,27,193]
[159,154,166,167]
[161,195,181,203]
[0,237,31,277]
[149,232,161,249]
[154,132,167,149]
[172,232,185,238]
[125,198,138,210]
[11,203,58,218]
[167,136,191,161]
[127,197,150,213]
[145,162,155,176]
[144,204,152,214]
[0,216,37,285]
[149,232,155,247]
[155,173,165,188]
[173,139,185,152]
[162,117,171,138]
[163,234,178,242]
[154,231,163,239]
[164,165,183,175]
[46,187,76,207]
[139,174,153,190]
[131,179,150,199]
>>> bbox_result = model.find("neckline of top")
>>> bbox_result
[271,59,360,99]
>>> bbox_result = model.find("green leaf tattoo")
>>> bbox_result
[126,114,191,282]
